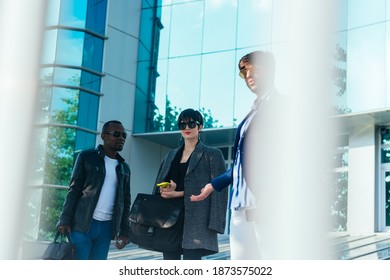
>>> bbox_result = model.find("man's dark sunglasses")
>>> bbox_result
[178,121,199,130]
[105,131,127,139]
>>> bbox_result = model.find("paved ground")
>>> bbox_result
[108,234,230,260]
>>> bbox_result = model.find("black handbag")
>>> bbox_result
[129,193,184,252]
[42,231,76,260]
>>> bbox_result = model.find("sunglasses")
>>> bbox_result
[178,121,200,130]
[105,131,127,139]
[239,65,257,79]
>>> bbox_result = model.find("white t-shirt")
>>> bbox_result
[93,156,118,221]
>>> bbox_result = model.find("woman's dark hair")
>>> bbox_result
[177,108,203,126]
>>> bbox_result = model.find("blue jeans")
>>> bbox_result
[70,219,113,260]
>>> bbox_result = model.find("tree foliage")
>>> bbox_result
[37,75,80,240]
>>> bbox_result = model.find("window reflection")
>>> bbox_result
[41,30,58,64]
[46,0,60,26]
[331,32,349,114]
[56,29,84,65]
[75,130,96,152]
[166,56,201,111]
[236,0,272,48]
[50,87,79,125]
[200,52,235,127]
[168,2,203,57]
[203,0,237,52]
[346,23,386,112]
[77,91,99,131]
[59,0,88,28]
[348,0,385,29]
[54,30,104,72]
[46,0,107,35]
[51,67,101,91]
[386,172,390,227]
[44,127,76,186]
[329,171,348,231]
[138,0,390,134]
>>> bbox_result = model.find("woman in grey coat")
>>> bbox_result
[153,108,228,260]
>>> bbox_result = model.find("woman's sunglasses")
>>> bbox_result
[178,121,200,130]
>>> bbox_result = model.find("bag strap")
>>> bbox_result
[54,231,73,243]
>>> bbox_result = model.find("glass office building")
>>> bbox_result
[21,0,390,258]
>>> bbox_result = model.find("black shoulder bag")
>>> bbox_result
[128,193,184,252]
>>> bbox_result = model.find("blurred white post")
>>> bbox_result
[0,0,46,259]
[248,0,336,259]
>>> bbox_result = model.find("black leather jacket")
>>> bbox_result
[56,145,131,239]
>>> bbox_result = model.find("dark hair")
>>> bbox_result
[177,109,203,125]
[239,51,275,79]
[102,120,123,133]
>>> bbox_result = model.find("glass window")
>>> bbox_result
[56,29,84,66]
[386,172,390,226]
[28,127,49,186]
[139,2,155,53]
[334,0,348,32]
[82,33,104,72]
[85,0,107,35]
[382,148,390,164]
[166,55,201,114]
[57,0,107,35]
[24,187,68,241]
[50,87,79,125]
[38,86,52,123]
[41,30,58,64]
[56,30,104,72]
[44,127,76,186]
[237,0,273,48]
[53,67,81,86]
[59,0,88,29]
[202,0,237,53]
[77,91,99,131]
[331,32,349,114]
[346,23,386,113]
[329,171,348,231]
[46,0,61,26]
[381,128,390,163]
[381,128,390,145]
[40,67,55,85]
[80,71,101,91]
[154,59,169,120]
[75,130,96,152]
[200,51,236,127]
[52,67,101,91]
[23,188,43,241]
[348,0,386,29]
[168,1,203,57]
[158,4,171,59]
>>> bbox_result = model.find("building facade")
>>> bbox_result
[22,0,390,256]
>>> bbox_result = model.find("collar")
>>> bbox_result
[252,86,277,111]
[97,144,125,163]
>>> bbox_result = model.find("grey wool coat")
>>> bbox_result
[153,141,228,253]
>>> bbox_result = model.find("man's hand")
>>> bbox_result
[190,183,214,201]
[57,225,71,234]
[115,236,129,250]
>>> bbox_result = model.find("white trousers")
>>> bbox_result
[229,208,262,260]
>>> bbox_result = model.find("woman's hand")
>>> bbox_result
[190,183,214,201]
[160,180,183,199]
